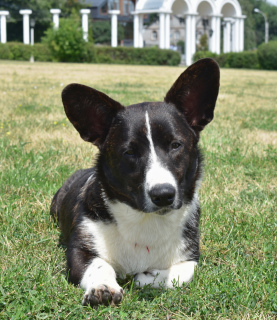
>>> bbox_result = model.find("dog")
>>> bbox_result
[50,58,220,307]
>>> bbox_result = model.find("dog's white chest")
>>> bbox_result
[81,201,196,275]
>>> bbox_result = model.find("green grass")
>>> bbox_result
[0,61,276,319]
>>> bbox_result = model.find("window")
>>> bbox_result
[152,30,158,41]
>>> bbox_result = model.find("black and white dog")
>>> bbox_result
[50,58,220,307]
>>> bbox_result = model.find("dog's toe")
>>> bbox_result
[111,288,124,305]
[82,289,99,307]
[82,284,123,307]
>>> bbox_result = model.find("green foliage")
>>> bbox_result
[32,43,52,62]
[193,51,218,61]
[3,42,33,61]
[177,40,184,54]
[223,51,259,69]
[237,0,277,49]
[193,51,260,69]
[1,0,87,42]
[0,43,13,60]
[0,42,52,62]
[43,17,88,62]
[93,46,181,66]
[92,21,124,45]
[197,33,209,52]
[0,42,180,66]
[257,41,277,70]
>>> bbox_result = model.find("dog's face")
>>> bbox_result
[98,102,200,214]
[62,58,220,214]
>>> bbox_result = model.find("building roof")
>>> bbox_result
[141,0,164,11]
[83,0,106,8]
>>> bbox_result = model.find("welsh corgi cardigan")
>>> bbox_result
[50,58,220,307]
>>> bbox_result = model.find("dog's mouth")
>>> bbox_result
[154,207,172,216]
[146,201,183,215]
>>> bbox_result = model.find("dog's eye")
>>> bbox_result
[124,149,135,157]
[171,142,181,150]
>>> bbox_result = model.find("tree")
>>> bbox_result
[92,21,124,45]
[239,0,277,49]
[43,14,88,62]
[0,0,86,42]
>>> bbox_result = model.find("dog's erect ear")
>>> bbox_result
[164,58,220,132]
[62,83,124,146]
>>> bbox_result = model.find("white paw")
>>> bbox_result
[135,261,197,289]
[80,258,124,306]
[135,270,165,287]
[82,284,124,307]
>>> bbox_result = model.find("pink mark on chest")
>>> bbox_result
[134,243,150,253]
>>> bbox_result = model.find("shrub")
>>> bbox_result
[0,42,180,66]
[43,17,88,62]
[224,51,259,69]
[0,43,13,60]
[33,43,52,62]
[257,41,277,70]
[193,51,259,69]
[193,51,218,63]
[197,34,208,52]
[0,42,52,62]
[92,21,124,45]
[93,46,180,66]
[6,42,32,61]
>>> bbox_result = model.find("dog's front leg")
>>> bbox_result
[135,261,197,289]
[80,257,124,307]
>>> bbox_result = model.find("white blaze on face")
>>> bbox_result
[144,111,177,193]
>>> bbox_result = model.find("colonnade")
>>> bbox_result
[0,9,91,44]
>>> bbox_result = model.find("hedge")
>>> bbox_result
[193,50,260,69]
[0,42,52,62]
[0,42,181,66]
[257,41,277,70]
[93,46,181,66]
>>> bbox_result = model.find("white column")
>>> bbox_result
[215,16,221,54]
[239,17,245,51]
[209,16,217,52]
[165,13,170,49]
[19,10,32,45]
[80,9,91,42]
[0,11,9,44]
[133,13,139,47]
[190,14,196,60]
[109,10,120,47]
[223,18,232,53]
[50,9,61,29]
[30,27,34,46]
[159,12,165,49]
[185,14,192,66]
[232,18,239,52]
[138,14,144,47]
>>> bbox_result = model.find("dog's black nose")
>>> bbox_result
[149,184,176,207]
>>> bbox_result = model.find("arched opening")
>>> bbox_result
[221,2,239,53]
[171,0,188,15]
[221,3,236,17]
[197,1,213,16]
[196,1,214,51]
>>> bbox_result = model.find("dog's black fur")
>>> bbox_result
[51,58,220,306]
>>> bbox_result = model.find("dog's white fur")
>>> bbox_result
[79,111,199,296]
[144,111,177,193]
[80,195,198,292]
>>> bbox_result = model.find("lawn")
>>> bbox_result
[0,60,276,319]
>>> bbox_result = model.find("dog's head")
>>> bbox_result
[62,58,220,214]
